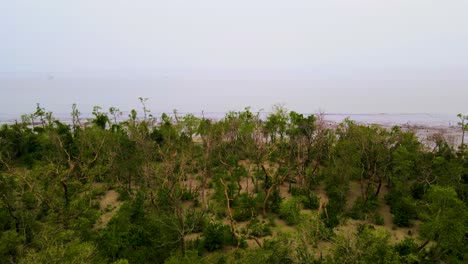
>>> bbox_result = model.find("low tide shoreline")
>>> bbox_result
[1,112,465,147]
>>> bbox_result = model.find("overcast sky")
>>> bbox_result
[1,1,468,115]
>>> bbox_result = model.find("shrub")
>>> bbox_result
[392,197,417,227]
[373,213,384,226]
[394,237,418,257]
[202,222,236,251]
[290,188,320,210]
[0,230,24,262]
[320,200,341,229]
[232,193,259,222]
[303,194,320,210]
[269,190,282,214]
[289,186,306,197]
[164,250,203,264]
[185,211,205,234]
[112,260,130,264]
[410,182,426,200]
[233,209,251,222]
[208,202,227,219]
[278,198,302,225]
[247,219,272,237]
[97,203,179,263]
[348,197,378,221]
[181,188,197,201]
[297,215,332,246]
[325,184,348,212]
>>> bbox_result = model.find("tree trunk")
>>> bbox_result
[263,187,273,215]
[418,239,430,252]
[220,179,237,239]
[462,128,465,146]
[3,197,19,233]
[176,209,186,255]
[180,236,186,256]
[374,178,383,198]
[364,181,371,205]
[261,164,273,215]
[262,165,270,193]
[61,180,69,207]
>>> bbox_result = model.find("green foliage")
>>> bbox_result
[164,250,204,264]
[91,106,110,129]
[420,185,468,260]
[97,200,179,263]
[268,189,282,214]
[297,213,332,246]
[1,105,468,263]
[202,222,236,251]
[409,182,426,200]
[331,225,400,264]
[278,197,302,225]
[320,199,341,229]
[265,104,289,143]
[348,197,379,221]
[394,237,418,259]
[0,230,24,263]
[232,193,259,222]
[291,187,320,210]
[247,219,272,237]
[373,213,384,226]
[112,259,130,264]
[232,235,295,264]
[20,227,97,264]
[392,197,417,227]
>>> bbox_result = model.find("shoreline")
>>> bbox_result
[1,112,465,147]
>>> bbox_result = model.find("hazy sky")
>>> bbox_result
[1,1,468,115]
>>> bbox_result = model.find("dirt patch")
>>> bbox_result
[246,236,270,248]
[376,186,394,231]
[94,190,123,229]
[182,200,195,210]
[182,177,200,192]
[99,189,119,210]
[274,218,297,235]
[239,159,255,171]
[346,181,362,211]
[92,182,105,189]
[239,177,255,195]
[279,182,292,199]
[334,218,361,237]
[185,232,202,241]
[314,241,334,259]
[385,220,421,243]
[317,185,329,213]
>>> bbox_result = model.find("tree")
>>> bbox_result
[138,97,150,122]
[330,225,399,264]
[458,113,468,147]
[265,104,288,143]
[91,106,110,129]
[419,185,468,260]
[109,106,122,127]
[181,113,200,141]
[71,103,81,132]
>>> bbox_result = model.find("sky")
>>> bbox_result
[1,0,468,115]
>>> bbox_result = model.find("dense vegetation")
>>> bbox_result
[0,102,467,263]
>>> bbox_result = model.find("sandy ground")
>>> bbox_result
[94,189,122,229]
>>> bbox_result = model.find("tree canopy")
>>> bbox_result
[0,103,467,263]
